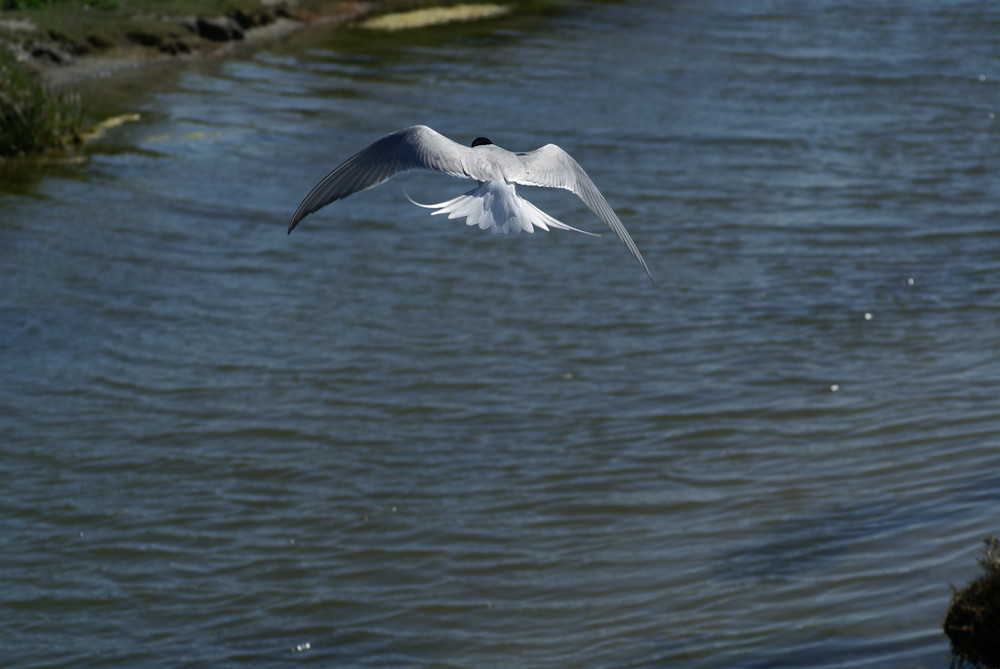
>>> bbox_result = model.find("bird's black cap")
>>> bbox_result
[471,137,493,147]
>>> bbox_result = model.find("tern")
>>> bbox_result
[287,125,653,284]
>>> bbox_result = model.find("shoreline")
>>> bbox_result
[1,1,385,156]
[3,0,516,88]
[1,1,513,155]
[2,1,388,89]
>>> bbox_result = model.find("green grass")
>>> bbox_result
[0,50,84,155]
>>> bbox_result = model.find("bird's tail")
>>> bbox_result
[405,181,600,237]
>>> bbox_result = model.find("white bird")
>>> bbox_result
[288,125,653,284]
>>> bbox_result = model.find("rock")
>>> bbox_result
[227,9,256,31]
[126,30,192,54]
[47,30,89,55]
[29,42,72,65]
[126,31,163,48]
[194,16,245,42]
[86,34,113,50]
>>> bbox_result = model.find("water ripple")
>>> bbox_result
[2,1,1000,667]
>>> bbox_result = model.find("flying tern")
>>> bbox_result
[287,125,653,284]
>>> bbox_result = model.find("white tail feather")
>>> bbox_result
[405,182,600,237]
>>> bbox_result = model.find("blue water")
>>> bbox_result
[2,1,999,666]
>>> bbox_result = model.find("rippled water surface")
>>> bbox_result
[2,1,999,666]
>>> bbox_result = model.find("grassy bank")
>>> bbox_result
[0,46,82,155]
[0,0,310,64]
[0,0,474,155]
[0,0,299,155]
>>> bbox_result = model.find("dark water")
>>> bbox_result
[2,1,999,666]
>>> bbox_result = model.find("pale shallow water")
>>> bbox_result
[2,1,999,667]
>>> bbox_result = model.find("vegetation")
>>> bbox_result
[0,0,278,155]
[0,0,527,154]
[944,535,1000,668]
[0,49,83,155]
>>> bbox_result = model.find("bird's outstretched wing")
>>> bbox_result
[288,125,473,233]
[509,144,653,285]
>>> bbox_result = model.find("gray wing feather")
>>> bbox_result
[510,144,654,285]
[287,125,472,233]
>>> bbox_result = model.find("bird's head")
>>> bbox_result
[471,137,493,147]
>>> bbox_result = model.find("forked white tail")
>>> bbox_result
[406,181,600,237]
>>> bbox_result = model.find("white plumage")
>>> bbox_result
[405,182,598,236]
[288,125,652,284]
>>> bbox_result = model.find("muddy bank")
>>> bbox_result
[1,2,387,87]
[0,1,377,155]
[1,1,516,155]
[1,1,508,88]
